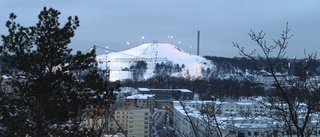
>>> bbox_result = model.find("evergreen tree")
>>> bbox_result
[0,7,115,136]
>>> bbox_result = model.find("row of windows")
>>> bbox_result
[117,112,149,114]
[128,116,149,120]
[127,121,149,125]
[116,116,128,118]
[128,126,149,129]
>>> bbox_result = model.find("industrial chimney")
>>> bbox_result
[197,31,200,55]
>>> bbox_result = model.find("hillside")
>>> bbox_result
[96,43,214,81]
[96,43,320,82]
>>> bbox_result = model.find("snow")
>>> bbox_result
[126,94,153,99]
[96,43,214,81]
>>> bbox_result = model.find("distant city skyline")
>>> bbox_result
[1,1,320,58]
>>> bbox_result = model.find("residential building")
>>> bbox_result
[107,94,155,136]
[172,99,320,137]
[125,94,155,113]
[127,109,152,137]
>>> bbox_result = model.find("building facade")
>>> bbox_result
[107,94,155,136]
[172,99,320,137]
[127,109,152,137]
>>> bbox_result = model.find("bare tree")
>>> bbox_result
[233,23,320,137]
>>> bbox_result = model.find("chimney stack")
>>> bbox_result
[197,31,200,55]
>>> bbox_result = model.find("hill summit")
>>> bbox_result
[97,42,214,81]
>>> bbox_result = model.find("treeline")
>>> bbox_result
[153,62,184,75]
[122,56,320,100]
[205,56,320,76]
[122,75,264,100]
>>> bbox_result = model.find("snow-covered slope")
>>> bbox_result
[96,43,214,81]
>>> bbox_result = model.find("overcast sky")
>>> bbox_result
[1,1,320,58]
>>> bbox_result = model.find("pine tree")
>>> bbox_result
[0,7,115,136]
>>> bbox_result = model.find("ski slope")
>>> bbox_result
[96,43,214,81]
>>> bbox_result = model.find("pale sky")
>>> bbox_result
[1,0,320,58]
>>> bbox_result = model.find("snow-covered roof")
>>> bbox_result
[179,89,192,92]
[137,88,149,91]
[1,75,13,79]
[126,94,153,99]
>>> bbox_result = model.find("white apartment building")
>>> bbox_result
[107,94,154,136]
[127,109,152,137]
[172,99,320,137]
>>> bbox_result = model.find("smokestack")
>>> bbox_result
[197,31,200,55]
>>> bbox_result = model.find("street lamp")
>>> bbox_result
[142,36,145,44]
[167,36,174,44]
[126,42,130,49]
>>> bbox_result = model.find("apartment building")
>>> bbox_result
[108,109,129,134]
[125,94,155,113]
[172,99,320,137]
[127,109,152,137]
[107,94,154,136]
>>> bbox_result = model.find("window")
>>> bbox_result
[238,133,245,137]
[145,112,148,115]
[248,131,251,136]
[145,117,148,120]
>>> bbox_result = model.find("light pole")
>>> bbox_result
[126,42,130,49]
[104,46,109,134]
[142,36,145,44]
[167,36,173,44]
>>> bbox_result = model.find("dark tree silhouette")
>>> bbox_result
[0,7,115,136]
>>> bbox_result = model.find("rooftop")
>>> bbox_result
[126,94,153,100]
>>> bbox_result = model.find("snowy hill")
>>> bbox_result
[96,43,214,81]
